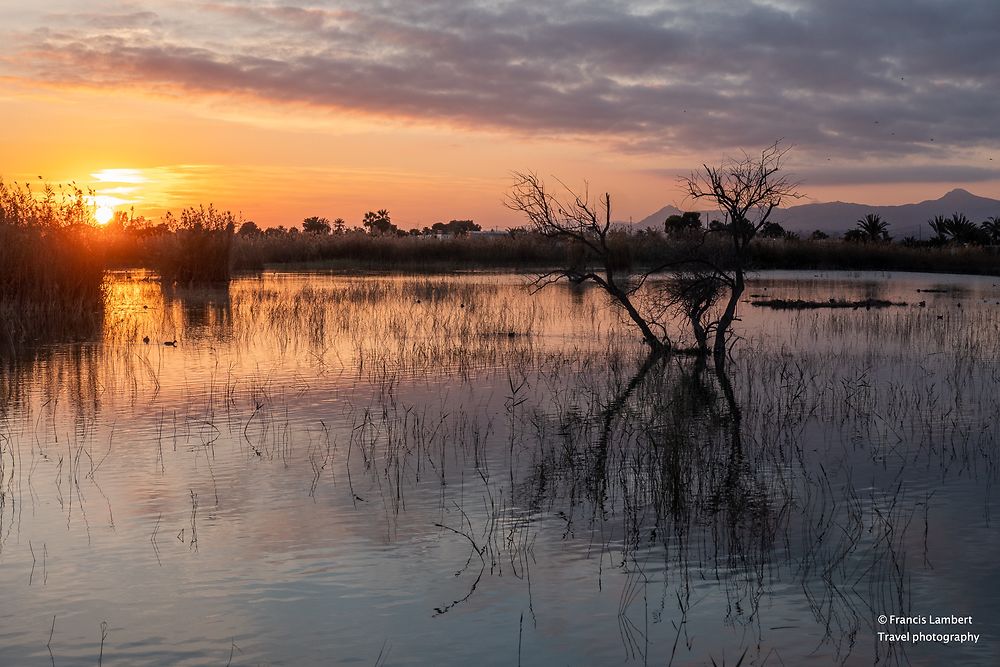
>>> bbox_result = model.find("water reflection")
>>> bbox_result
[161,283,233,342]
[0,270,998,666]
[0,344,102,421]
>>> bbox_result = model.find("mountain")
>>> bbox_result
[632,204,683,229]
[632,189,1000,239]
[772,189,1000,238]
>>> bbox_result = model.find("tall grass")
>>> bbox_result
[0,179,106,348]
[227,230,1000,276]
[155,205,236,284]
[99,220,1000,278]
[230,231,571,271]
[751,237,1000,274]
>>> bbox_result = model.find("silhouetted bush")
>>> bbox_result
[155,205,236,284]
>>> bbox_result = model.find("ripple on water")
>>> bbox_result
[2,270,1000,665]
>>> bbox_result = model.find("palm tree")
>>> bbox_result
[981,216,1000,244]
[931,213,987,245]
[928,215,950,243]
[945,213,984,244]
[855,213,890,242]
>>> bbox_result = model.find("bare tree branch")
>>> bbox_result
[680,141,803,362]
[506,172,670,353]
[508,143,802,361]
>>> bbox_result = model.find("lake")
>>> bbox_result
[1,269,998,665]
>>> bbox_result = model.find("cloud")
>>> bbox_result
[3,0,999,161]
[646,164,1000,186]
[795,165,1000,187]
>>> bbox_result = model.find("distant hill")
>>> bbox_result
[631,204,684,229]
[632,189,1000,239]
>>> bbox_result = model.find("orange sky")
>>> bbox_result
[2,2,998,229]
[0,81,663,228]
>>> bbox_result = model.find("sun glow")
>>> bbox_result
[92,168,146,184]
[95,205,114,225]
[88,169,148,223]
[88,193,122,225]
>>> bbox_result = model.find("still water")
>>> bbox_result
[1,270,998,665]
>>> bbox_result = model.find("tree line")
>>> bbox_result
[235,211,481,238]
[664,209,1000,246]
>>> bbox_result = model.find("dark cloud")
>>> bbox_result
[4,0,999,162]
[796,165,1000,187]
[650,164,1000,186]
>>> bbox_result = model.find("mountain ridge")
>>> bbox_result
[632,189,1000,238]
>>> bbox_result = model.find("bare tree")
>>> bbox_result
[660,267,728,354]
[682,141,802,361]
[507,143,799,360]
[505,172,673,353]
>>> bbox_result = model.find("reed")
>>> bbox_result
[231,230,570,270]
[0,179,107,348]
[231,229,1000,277]
[101,219,1000,279]
[751,237,1000,275]
[154,205,236,284]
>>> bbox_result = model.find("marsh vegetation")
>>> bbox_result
[3,164,999,359]
[2,150,998,665]
[0,180,106,349]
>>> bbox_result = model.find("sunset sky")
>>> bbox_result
[1,0,998,228]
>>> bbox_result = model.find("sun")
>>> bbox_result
[95,205,115,225]
[90,169,145,225]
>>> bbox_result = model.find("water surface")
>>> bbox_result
[1,269,998,665]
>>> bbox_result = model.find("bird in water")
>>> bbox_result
[142,336,150,344]
[164,339,177,347]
